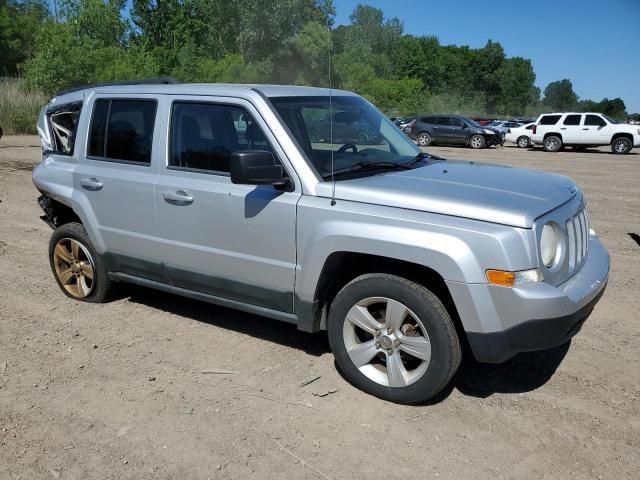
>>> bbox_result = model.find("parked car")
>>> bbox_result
[531,112,640,153]
[485,120,523,134]
[410,115,502,148]
[33,82,609,404]
[505,122,535,148]
[398,117,416,133]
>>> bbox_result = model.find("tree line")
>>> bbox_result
[0,0,630,120]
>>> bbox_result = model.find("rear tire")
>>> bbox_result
[417,132,432,147]
[469,134,485,149]
[611,137,632,154]
[543,135,562,152]
[327,274,461,404]
[49,222,113,303]
[516,136,530,148]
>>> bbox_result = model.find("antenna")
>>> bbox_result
[326,16,336,206]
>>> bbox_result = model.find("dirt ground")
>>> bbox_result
[1,135,638,480]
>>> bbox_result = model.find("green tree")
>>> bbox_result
[0,0,49,75]
[496,57,536,115]
[543,79,578,111]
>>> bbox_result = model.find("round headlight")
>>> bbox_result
[540,222,561,268]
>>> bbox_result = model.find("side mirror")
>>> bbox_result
[230,150,288,187]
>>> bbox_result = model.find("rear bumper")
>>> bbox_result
[447,233,609,363]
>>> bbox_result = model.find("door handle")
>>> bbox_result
[582,128,590,130]
[163,190,194,206]
[80,177,103,191]
[560,127,567,130]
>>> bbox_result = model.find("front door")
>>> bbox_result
[154,97,300,313]
[582,114,611,144]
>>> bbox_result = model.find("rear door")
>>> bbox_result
[73,96,163,280]
[153,96,300,313]
[560,114,583,143]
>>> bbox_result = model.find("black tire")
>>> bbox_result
[516,136,530,148]
[543,135,562,152]
[327,274,461,404]
[611,137,632,154]
[469,134,485,149]
[416,132,432,147]
[49,222,113,303]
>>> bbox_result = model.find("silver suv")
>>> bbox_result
[33,82,609,403]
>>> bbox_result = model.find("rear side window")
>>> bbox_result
[563,114,582,125]
[539,115,562,125]
[48,102,82,155]
[421,116,436,124]
[169,102,274,174]
[584,115,606,127]
[88,99,157,164]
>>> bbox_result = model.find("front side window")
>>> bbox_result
[88,99,157,164]
[170,102,274,173]
[563,114,582,126]
[584,115,606,127]
[539,115,562,125]
[270,95,420,180]
[450,117,465,128]
[435,117,451,126]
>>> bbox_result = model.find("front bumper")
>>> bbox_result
[447,233,609,363]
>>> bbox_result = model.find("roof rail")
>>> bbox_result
[55,77,179,96]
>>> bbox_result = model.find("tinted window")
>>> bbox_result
[435,117,451,126]
[170,102,274,173]
[584,114,606,127]
[450,117,465,127]
[539,115,562,125]
[421,116,436,124]
[88,99,156,163]
[563,114,582,126]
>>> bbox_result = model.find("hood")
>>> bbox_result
[316,160,579,228]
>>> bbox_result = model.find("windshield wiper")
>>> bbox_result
[322,161,412,179]
[404,151,446,166]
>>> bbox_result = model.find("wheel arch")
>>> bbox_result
[611,132,633,142]
[543,132,563,141]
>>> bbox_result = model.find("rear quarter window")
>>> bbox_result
[539,115,562,125]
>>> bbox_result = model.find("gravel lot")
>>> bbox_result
[1,136,638,479]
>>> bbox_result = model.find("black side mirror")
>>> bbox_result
[230,150,288,187]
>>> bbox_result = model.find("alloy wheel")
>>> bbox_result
[614,139,629,153]
[53,238,95,298]
[342,297,431,387]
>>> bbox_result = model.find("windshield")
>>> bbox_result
[464,118,482,128]
[269,95,421,180]
[603,115,620,124]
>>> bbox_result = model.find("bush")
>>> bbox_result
[0,78,48,135]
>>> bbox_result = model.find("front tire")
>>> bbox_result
[327,274,461,404]
[543,135,562,152]
[469,134,485,149]
[417,132,432,147]
[49,222,113,303]
[611,137,632,154]
[517,136,530,148]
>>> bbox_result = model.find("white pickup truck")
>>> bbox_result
[531,112,640,154]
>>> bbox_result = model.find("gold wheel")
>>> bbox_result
[53,238,95,298]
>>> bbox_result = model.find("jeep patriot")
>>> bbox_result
[33,82,609,403]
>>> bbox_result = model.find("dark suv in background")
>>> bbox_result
[410,115,502,149]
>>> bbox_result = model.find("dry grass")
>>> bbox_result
[0,78,48,135]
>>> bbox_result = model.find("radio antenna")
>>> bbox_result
[326,16,336,206]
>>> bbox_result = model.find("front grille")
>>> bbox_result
[566,207,589,272]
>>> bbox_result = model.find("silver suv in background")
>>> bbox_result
[532,112,640,153]
[33,82,609,403]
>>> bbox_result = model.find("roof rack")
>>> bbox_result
[55,77,179,96]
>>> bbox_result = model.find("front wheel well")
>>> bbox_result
[312,252,464,339]
[38,195,82,229]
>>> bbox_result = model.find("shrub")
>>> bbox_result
[0,78,48,135]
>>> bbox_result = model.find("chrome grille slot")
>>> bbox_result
[566,206,589,274]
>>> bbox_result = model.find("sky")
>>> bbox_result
[334,0,640,112]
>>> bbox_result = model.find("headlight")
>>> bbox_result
[483,129,495,135]
[540,222,562,268]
